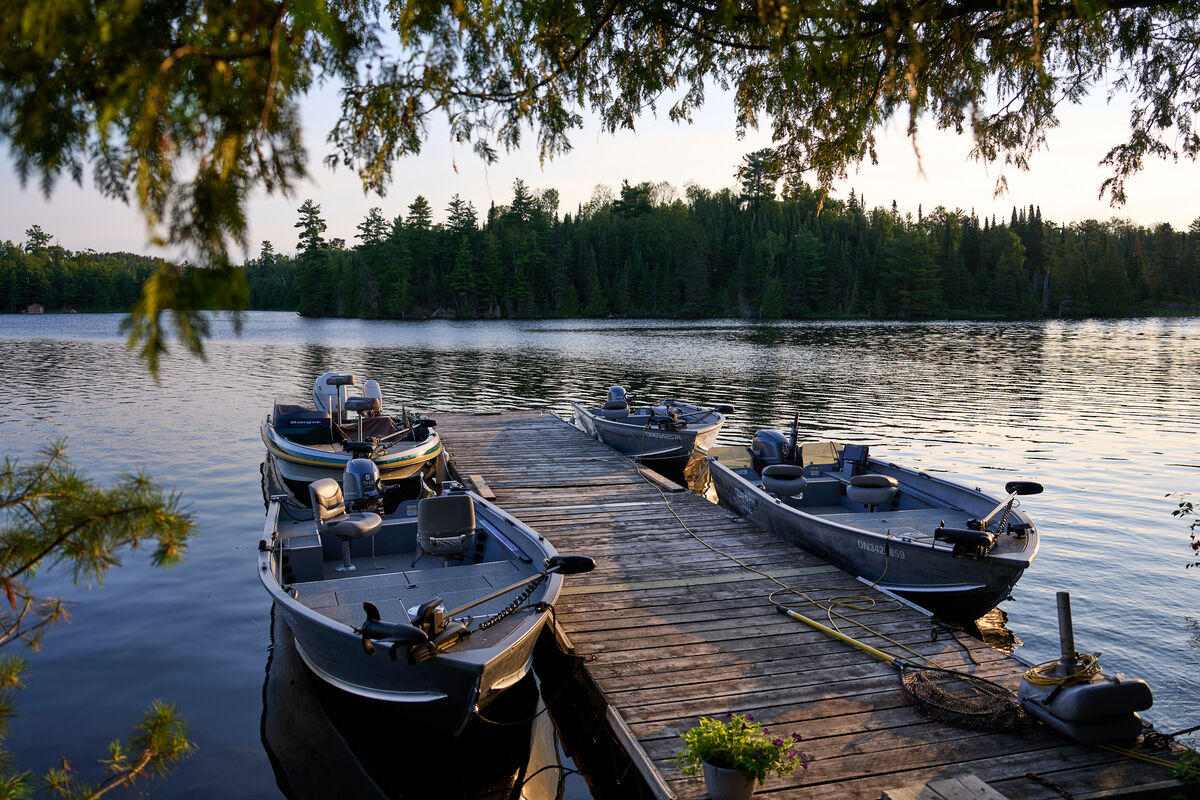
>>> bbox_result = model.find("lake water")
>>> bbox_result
[1,312,1198,796]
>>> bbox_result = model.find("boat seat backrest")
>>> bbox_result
[416,495,477,556]
[310,478,347,523]
[344,396,381,414]
[309,478,382,540]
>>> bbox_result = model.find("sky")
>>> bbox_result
[2,83,1198,259]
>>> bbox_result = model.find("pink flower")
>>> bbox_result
[746,714,755,721]
[791,732,802,742]
[773,738,784,746]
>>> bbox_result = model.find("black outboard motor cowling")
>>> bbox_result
[603,385,629,411]
[751,430,790,473]
[343,458,382,511]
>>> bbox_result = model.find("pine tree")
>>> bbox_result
[294,199,327,254]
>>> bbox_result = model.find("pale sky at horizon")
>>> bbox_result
[2,83,1198,259]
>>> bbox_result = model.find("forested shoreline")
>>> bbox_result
[0,226,164,314]
[6,169,1200,320]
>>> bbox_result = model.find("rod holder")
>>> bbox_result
[1056,591,1077,675]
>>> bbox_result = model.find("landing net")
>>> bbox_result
[898,662,1027,731]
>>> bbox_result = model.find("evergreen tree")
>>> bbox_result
[24,224,51,251]
[356,207,389,246]
[295,199,327,255]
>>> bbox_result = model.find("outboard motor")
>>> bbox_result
[343,458,382,512]
[751,430,790,473]
[604,385,629,411]
[363,380,382,416]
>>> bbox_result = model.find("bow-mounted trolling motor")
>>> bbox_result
[650,404,683,430]
[359,601,429,660]
[933,524,997,557]
[935,479,1045,556]
[356,554,596,665]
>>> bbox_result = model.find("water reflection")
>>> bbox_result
[261,609,570,800]
[3,312,1199,792]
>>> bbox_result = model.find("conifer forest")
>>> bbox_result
[6,163,1200,321]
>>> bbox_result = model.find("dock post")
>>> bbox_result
[1056,591,1078,676]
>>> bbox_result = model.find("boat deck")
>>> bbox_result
[435,411,1189,800]
[796,507,971,540]
[290,558,526,628]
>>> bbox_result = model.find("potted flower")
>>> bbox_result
[675,712,811,800]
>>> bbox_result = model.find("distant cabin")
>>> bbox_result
[25,303,44,314]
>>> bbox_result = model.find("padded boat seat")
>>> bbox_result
[847,474,898,508]
[344,396,381,414]
[761,464,808,497]
[309,478,382,571]
[413,495,477,566]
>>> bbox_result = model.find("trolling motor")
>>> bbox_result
[935,480,1044,556]
[357,555,596,664]
[359,602,429,660]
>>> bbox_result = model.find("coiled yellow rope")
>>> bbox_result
[1022,652,1102,686]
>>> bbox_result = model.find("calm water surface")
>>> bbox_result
[2,312,1198,796]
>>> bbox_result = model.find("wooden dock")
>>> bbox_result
[436,411,1188,800]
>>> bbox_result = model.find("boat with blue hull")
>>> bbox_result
[262,372,443,503]
[705,432,1041,621]
[570,386,731,470]
[259,457,593,735]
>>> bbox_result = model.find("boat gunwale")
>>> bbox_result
[261,421,444,469]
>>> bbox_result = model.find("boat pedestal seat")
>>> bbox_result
[847,474,899,510]
[344,396,381,414]
[762,464,808,497]
[309,478,382,572]
[413,495,478,567]
[599,401,629,419]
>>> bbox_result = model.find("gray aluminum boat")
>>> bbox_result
[705,431,1041,620]
[570,386,731,469]
[258,458,593,735]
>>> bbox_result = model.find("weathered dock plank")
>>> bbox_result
[436,411,1188,800]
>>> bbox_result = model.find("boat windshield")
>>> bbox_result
[801,441,840,467]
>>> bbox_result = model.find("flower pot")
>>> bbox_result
[702,761,756,800]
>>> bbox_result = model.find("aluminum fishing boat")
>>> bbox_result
[705,431,1041,620]
[570,386,731,469]
[259,457,593,735]
[261,372,443,503]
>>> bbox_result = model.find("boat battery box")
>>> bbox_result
[273,403,334,445]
